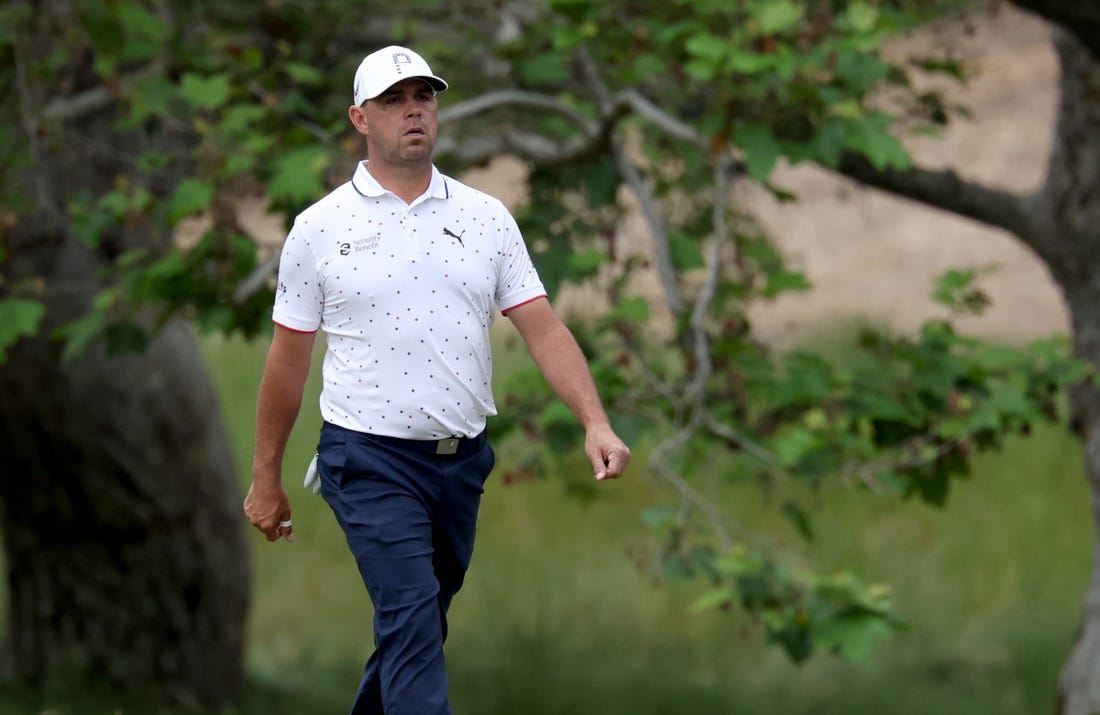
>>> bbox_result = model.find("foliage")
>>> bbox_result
[1,0,352,355]
[1,0,1088,671]
[466,0,1089,663]
[196,331,1099,715]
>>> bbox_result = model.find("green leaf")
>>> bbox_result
[0,4,32,47]
[549,0,594,22]
[844,114,911,170]
[197,304,238,334]
[762,270,811,297]
[912,463,951,506]
[732,123,781,182]
[847,2,880,33]
[606,296,650,323]
[752,0,803,35]
[932,268,976,306]
[120,75,176,128]
[812,118,847,167]
[538,400,576,429]
[641,503,678,529]
[669,231,706,270]
[80,1,124,61]
[692,587,734,613]
[726,51,777,74]
[711,547,764,576]
[781,500,815,541]
[268,147,332,204]
[518,53,571,86]
[169,178,214,224]
[221,104,267,136]
[573,159,620,209]
[567,248,608,279]
[873,470,911,497]
[812,614,893,662]
[685,33,729,80]
[0,299,45,361]
[116,1,171,62]
[988,386,1037,421]
[630,53,668,80]
[135,150,171,173]
[834,51,893,93]
[771,425,820,468]
[284,62,325,85]
[857,392,918,424]
[56,299,111,364]
[686,33,729,62]
[68,193,114,247]
[180,73,232,110]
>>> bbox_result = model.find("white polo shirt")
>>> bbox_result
[273,161,547,439]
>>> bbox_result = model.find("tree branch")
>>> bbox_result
[571,48,690,316]
[232,252,280,306]
[435,85,708,168]
[835,152,1041,250]
[618,90,707,149]
[613,139,688,316]
[440,89,598,136]
[648,421,734,553]
[13,37,53,213]
[41,63,166,123]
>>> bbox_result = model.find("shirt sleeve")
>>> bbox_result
[272,221,324,332]
[495,208,547,312]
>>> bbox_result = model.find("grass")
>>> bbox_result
[2,324,1091,714]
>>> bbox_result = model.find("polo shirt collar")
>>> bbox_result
[351,161,449,201]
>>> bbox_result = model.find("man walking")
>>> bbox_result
[243,45,630,714]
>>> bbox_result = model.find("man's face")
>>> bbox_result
[352,78,438,167]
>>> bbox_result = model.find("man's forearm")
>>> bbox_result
[252,388,303,482]
[525,321,610,430]
[251,339,313,482]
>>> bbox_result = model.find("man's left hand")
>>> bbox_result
[585,424,631,481]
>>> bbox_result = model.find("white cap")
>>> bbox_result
[352,46,448,106]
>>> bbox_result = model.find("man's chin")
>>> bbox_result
[398,147,434,165]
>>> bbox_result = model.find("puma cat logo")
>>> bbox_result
[443,227,465,247]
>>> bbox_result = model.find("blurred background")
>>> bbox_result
[1,1,1095,714]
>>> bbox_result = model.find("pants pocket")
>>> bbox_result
[316,423,351,489]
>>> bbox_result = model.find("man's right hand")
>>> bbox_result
[244,477,294,543]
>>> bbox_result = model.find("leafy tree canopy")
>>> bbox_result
[1,0,1088,664]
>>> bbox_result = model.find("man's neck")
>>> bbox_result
[366,161,433,204]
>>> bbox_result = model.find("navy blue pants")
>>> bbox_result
[317,422,495,715]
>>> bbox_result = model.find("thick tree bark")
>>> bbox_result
[832,14,1100,713]
[1040,27,1100,715]
[0,228,250,708]
[0,3,253,706]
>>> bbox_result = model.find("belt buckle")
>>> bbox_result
[436,437,460,455]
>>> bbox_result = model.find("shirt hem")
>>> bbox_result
[273,319,319,334]
[500,294,548,315]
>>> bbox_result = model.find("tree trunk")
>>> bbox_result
[0,229,250,709]
[1041,26,1100,715]
[835,13,1100,710]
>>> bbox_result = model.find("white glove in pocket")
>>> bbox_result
[303,453,320,494]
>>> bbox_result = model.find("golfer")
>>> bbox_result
[244,45,630,714]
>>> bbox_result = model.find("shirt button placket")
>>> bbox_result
[404,210,421,261]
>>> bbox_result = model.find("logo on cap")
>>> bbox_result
[392,52,412,76]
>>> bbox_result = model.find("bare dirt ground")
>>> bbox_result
[231,4,1067,349]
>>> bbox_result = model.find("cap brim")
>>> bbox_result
[361,75,448,102]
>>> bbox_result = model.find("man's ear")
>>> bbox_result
[348,105,369,137]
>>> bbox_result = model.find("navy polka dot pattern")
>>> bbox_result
[274,162,546,439]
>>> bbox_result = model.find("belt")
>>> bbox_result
[353,427,487,457]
